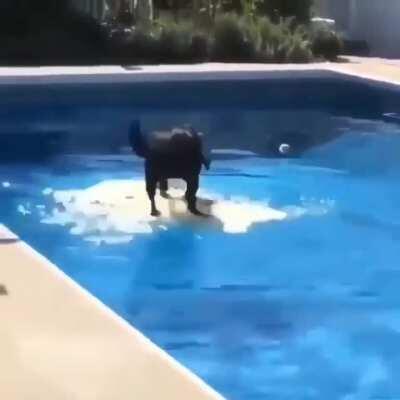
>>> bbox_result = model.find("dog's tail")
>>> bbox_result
[193,129,211,170]
[129,120,146,158]
[201,154,211,170]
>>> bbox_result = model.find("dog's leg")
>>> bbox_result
[160,178,169,198]
[147,178,160,216]
[145,163,160,217]
[185,174,203,216]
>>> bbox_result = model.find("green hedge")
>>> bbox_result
[0,0,341,65]
[311,28,343,61]
[210,14,313,63]
[0,0,107,65]
[257,0,314,23]
[220,0,314,24]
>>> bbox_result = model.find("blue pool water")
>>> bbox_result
[1,115,400,399]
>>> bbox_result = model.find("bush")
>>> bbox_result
[190,33,210,61]
[220,0,313,23]
[108,13,314,65]
[114,21,210,65]
[0,0,317,65]
[0,0,107,65]
[256,16,312,63]
[124,29,160,64]
[257,16,289,59]
[156,21,195,63]
[256,0,313,24]
[286,36,313,63]
[285,24,313,63]
[311,29,343,61]
[211,14,256,62]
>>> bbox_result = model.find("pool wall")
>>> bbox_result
[1,67,400,158]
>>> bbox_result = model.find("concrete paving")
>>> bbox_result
[0,224,223,400]
[0,57,399,85]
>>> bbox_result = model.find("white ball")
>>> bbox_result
[279,143,291,155]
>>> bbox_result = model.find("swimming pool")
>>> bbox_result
[1,73,400,399]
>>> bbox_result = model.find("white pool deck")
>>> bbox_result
[0,56,400,85]
[1,57,400,400]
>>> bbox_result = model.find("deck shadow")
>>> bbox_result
[0,238,20,245]
[0,284,8,295]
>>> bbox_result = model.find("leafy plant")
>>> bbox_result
[286,35,313,63]
[153,19,205,63]
[255,16,312,62]
[311,28,343,61]
[0,0,107,65]
[127,29,160,63]
[211,14,256,61]
[256,0,313,24]
[190,33,210,61]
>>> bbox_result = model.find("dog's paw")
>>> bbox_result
[151,209,161,217]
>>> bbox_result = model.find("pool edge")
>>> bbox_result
[0,224,225,400]
[0,61,399,88]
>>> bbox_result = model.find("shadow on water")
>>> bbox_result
[122,225,301,381]
[127,227,202,294]
[204,171,271,179]
[341,211,400,240]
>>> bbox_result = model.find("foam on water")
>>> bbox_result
[40,179,332,244]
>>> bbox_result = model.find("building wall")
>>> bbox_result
[354,0,400,58]
[314,0,350,31]
[314,0,400,58]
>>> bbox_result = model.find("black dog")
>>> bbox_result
[129,120,210,217]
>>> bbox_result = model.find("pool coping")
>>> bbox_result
[0,60,399,88]
[0,224,224,400]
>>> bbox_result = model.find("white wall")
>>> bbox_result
[314,0,400,58]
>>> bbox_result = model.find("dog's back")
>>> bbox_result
[147,128,199,156]
[148,129,202,179]
[130,121,208,178]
